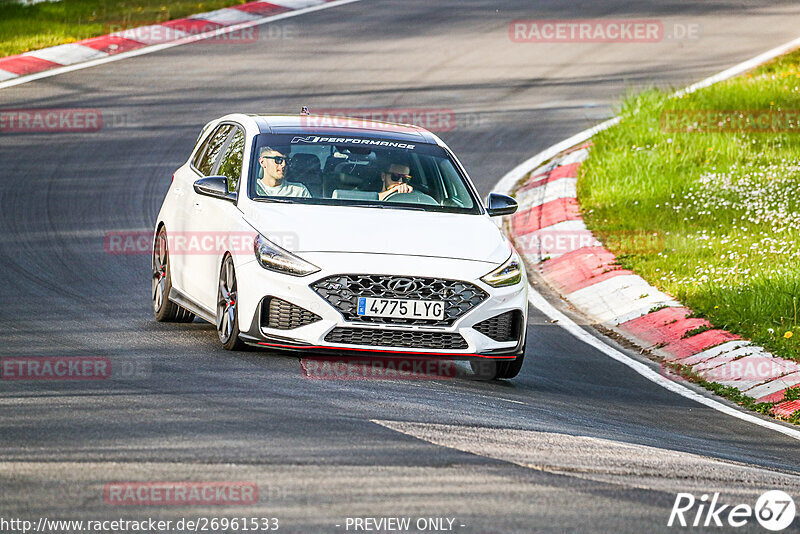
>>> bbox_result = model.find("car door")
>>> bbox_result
[176,123,235,304]
[188,124,250,312]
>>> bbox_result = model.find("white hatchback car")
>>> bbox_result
[153,113,528,379]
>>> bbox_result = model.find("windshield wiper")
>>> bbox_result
[349,203,389,209]
[253,197,294,203]
[352,203,427,211]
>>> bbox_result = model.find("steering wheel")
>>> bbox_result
[383,189,439,205]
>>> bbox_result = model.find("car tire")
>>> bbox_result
[153,227,195,323]
[216,254,246,351]
[470,341,526,380]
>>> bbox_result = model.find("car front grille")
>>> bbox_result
[261,297,321,330]
[324,327,468,350]
[311,275,488,326]
[473,310,521,342]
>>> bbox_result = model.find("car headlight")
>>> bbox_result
[254,234,320,276]
[481,252,523,287]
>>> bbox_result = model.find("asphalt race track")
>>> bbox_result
[2,1,800,532]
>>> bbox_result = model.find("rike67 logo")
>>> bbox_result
[668,490,796,531]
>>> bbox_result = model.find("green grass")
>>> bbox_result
[784,386,800,401]
[579,49,800,362]
[0,0,252,57]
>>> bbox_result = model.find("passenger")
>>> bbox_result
[256,147,311,198]
[377,162,414,200]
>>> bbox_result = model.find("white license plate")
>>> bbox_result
[357,297,445,320]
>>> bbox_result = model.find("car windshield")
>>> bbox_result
[248,133,482,214]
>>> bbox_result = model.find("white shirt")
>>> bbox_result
[256,180,311,198]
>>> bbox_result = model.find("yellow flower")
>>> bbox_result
[714,305,719,309]
[785,331,794,339]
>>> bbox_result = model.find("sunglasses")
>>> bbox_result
[387,172,411,182]
[262,156,288,165]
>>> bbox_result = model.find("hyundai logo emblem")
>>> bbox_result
[388,278,417,293]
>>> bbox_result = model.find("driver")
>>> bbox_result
[256,147,311,198]
[377,162,414,200]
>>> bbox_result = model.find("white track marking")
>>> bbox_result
[565,274,678,325]
[270,0,327,8]
[374,420,800,493]
[514,177,577,208]
[0,0,363,91]
[188,8,263,25]
[526,287,800,441]
[494,36,800,440]
[747,373,800,400]
[677,341,752,365]
[25,43,108,65]
[558,148,590,165]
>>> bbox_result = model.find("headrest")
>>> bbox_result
[291,153,321,171]
[336,173,363,187]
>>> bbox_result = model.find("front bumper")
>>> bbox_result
[235,252,528,359]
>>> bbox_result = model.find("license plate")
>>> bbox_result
[357,297,445,320]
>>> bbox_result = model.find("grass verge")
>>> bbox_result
[0,0,253,58]
[579,49,800,362]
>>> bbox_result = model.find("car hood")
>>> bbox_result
[242,202,510,264]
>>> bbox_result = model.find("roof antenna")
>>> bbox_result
[300,106,310,116]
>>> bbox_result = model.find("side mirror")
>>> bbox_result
[486,193,518,216]
[193,176,236,202]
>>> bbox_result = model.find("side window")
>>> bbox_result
[216,128,245,193]
[194,124,234,176]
